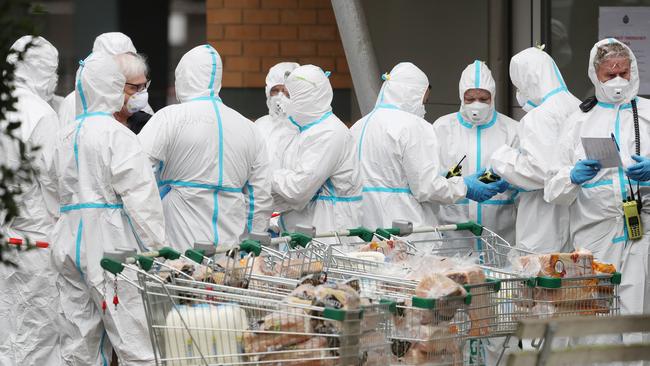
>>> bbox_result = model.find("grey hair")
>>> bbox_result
[594,43,630,70]
[115,52,148,80]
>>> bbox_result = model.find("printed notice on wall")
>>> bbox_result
[599,7,650,95]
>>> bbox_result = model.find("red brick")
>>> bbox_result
[207,9,242,24]
[317,9,336,24]
[226,56,261,71]
[211,40,242,56]
[298,57,335,71]
[222,71,243,87]
[243,41,279,56]
[262,56,298,71]
[299,0,329,8]
[336,56,348,73]
[280,9,316,24]
[299,25,336,40]
[207,0,224,8]
[242,72,267,87]
[261,0,298,8]
[330,73,352,88]
[280,41,316,56]
[317,41,344,56]
[224,0,260,8]
[207,24,224,39]
[225,25,260,40]
[260,25,297,40]
[243,9,279,24]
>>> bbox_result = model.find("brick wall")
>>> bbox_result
[206,0,351,89]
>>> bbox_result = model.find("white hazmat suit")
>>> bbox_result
[0,35,64,366]
[432,60,518,245]
[43,53,165,365]
[545,39,650,323]
[350,62,466,230]
[255,62,300,172]
[273,65,362,232]
[139,45,272,250]
[57,32,137,128]
[490,47,580,252]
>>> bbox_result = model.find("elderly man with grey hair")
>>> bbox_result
[114,52,153,133]
[546,39,650,333]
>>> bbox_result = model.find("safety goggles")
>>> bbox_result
[125,79,151,94]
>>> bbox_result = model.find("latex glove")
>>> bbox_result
[493,177,511,194]
[570,159,601,185]
[464,170,500,203]
[626,154,650,182]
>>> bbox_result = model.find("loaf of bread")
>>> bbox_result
[243,308,313,354]
[443,265,486,285]
[518,251,594,278]
[256,337,336,366]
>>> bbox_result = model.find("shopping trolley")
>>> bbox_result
[100,245,393,366]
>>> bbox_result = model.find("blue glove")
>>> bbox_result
[493,178,510,194]
[570,159,601,185]
[464,170,500,203]
[625,154,650,182]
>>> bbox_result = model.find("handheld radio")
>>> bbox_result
[446,155,466,179]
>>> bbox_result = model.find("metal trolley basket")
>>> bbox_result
[100,246,392,366]
[264,221,621,365]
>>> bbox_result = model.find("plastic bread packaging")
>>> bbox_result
[414,274,467,324]
[256,337,336,366]
[243,307,313,355]
[400,340,463,366]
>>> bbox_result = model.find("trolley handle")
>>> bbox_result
[100,246,182,275]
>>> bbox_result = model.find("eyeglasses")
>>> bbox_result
[125,79,151,94]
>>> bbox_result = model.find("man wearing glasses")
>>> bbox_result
[114,52,153,133]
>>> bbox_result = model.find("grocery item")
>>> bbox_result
[243,308,313,354]
[256,337,336,366]
[164,304,247,365]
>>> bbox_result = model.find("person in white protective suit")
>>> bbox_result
[490,47,580,253]
[138,44,272,250]
[0,35,63,366]
[272,65,363,233]
[545,39,650,331]
[42,53,166,365]
[350,62,505,232]
[57,32,137,128]
[431,60,518,245]
[255,62,300,172]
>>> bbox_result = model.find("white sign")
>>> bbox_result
[599,7,650,95]
[581,137,622,169]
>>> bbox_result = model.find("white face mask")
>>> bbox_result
[599,76,631,103]
[460,101,492,124]
[516,90,535,113]
[413,104,426,119]
[126,90,149,114]
[267,93,290,119]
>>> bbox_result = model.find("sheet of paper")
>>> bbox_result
[581,137,623,168]
[599,7,650,95]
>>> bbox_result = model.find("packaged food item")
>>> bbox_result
[313,282,361,310]
[243,308,312,354]
[286,284,317,306]
[256,337,336,366]
[517,250,594,278]
[164,304,247,365]
[443,265,486,285]
[415,274,467,300]
[415,274,467,324]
